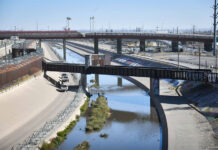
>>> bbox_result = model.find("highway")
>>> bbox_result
[67,40,217,70]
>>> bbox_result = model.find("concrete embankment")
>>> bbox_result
[178,81,218,140]
[131,77,217,150]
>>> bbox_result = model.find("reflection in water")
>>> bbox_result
[52,46,161,150]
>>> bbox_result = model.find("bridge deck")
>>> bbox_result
[0,31,213,42]
[42,60,218,84]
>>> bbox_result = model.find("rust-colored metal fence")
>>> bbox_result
[0,56,42,87]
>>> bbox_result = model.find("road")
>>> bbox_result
[68,40,218,70]
[0,42,78,150]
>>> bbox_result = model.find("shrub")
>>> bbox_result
[74,141,90,150]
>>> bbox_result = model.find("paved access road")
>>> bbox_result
[0,42,77,150]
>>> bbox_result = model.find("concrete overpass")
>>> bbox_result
[0,31,214,57]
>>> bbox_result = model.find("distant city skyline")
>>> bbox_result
[0,0,214,31]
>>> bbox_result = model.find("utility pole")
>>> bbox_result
[213,0,217,56]
[66,17,71,31]
[4,41,7,63]
[92,16,95,32]
[90,17,92,32]
[213,0,217,72]
[178,48,180,69]
[199,46,201,69]
[177,26,180,69]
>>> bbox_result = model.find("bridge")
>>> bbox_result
[0,31,214,58]
[42,59,218,84]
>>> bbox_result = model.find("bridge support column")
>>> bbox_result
[95,74,99,87]
[39,39,41,48]
[140,39,145,51]
[81,74,87,88]
[117,39,122,55]
[94,38,99,54]
[63,39,66,61]
[172,41,178,52]
[117,77,122,87]
[204,42,212,52]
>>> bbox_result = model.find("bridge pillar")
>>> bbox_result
[150,77,160,104]
[39,39,41,48]
[172,41,179,52]
[94,38,99,54]
[117,77,122,87]
[95,74,99,87]
[63,39,66,60]
[81,74,87,88]
[140,39,145,51]
[204,42,212,52]
[117,39,122,55]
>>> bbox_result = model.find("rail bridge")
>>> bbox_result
[0,31,214,59]
[42,59,218,84]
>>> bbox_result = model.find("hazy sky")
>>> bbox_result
[0,0,214,31]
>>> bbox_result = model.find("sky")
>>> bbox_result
[0,0,214,31]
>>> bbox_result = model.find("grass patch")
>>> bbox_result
[80,97,90,114]
[40,120,77,150]
[74,141,90,150]
[85,96,110,133]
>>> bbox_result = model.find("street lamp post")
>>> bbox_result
[199,46,201,69]
[4,41,7,63]
[66,17,71,31]
[213,0,217,72]
[213,0,217,57]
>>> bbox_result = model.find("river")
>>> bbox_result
[51,44,162,150]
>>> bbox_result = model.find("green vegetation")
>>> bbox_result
[40,121,77,150]
[74,141,90,150]
[85,96,110,133]
[40,97,92,150]
[80,97,90,114]
[99,133,108,138]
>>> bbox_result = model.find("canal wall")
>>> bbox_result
[178,81,218,139]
